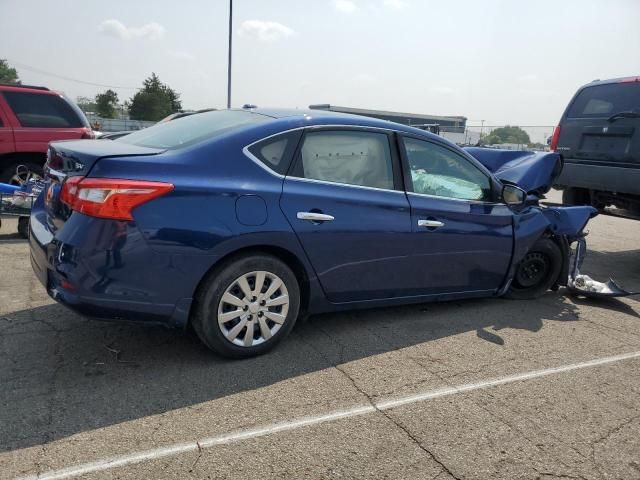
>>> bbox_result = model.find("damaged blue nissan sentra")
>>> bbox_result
[29,108,631,358]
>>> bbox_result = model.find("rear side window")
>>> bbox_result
[2,92,85,128]
[566,83,640,118]
[118,110,269,149]
[247,131,302,175]
[292,130,395,190]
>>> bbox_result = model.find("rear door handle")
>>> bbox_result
[418,219,444,228]
[297,212,335,222]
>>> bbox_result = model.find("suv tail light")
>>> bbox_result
[81,128,95,139]
[61,177,174,221]
[549,125,561,152]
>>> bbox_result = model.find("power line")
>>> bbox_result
[5,59,139,90]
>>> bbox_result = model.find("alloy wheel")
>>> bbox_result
[217,271,290,347]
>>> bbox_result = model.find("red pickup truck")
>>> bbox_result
[0,84,93,184]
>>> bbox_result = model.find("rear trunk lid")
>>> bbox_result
[43,140,164,229]
[556,80,640,166]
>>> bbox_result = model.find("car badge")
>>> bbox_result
[602,127,608,133]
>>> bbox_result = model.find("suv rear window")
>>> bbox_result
[2,91,87,128]
[117,110,269,149]
[566,82,640,118]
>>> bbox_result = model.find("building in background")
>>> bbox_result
[309,104,471,144]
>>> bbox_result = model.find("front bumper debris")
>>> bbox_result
[567,237,636,298]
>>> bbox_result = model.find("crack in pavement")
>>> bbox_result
[299,322,464,480]
[589,412,640,479]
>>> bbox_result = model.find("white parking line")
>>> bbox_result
[20,350,640,480]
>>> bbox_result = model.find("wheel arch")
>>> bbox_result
[0,152,46,182]
[189,243,313,326]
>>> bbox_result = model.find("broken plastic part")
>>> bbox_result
[567,237,636,298]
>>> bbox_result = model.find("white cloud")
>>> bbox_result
[333,0,358,13]
[167,49,195,61]
[238,20,295,42]
[383,0,407,9]
[99,19,165,40]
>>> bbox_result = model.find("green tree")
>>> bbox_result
[483,126,531,145]
[76,96,97,113]
[128,73,182,121]
[95,89,119,118]
[0,59,20,84]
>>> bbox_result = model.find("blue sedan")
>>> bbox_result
[29,108,602,357]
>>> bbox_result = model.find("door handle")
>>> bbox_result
[418,219,444,228]
[297,212,335,222]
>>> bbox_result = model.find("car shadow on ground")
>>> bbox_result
[4,286,634,453]
[1,239,638,453]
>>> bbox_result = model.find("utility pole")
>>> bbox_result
[227,0,233,109]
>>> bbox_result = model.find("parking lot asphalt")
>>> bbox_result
[1,197,639,480]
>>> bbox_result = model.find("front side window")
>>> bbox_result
[2,92,85,128]
[294,130,394,190]
[403,137,491,201]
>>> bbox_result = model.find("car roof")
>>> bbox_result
[579,76,640,88]
[0,83,60,95]
[238,107,445,141]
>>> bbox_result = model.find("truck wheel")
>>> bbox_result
[505,238,562,300]
[0,161,44,186]
[17,217,29,239]
[562,187,590,206]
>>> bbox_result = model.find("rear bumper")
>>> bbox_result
[28,207,196,328]
[555,160,640,195]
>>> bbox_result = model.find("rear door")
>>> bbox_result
[558,80,640,167]
[399,135,513,294]
[279,127,413,303]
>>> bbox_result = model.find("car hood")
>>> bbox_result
[465,148,563,195]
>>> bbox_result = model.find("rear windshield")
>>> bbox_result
[116,110,270,149]
[2,91,88,128]
[566,82,640,118]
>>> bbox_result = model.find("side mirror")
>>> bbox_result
[502,184,527,206]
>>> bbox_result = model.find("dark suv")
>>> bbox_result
[0,84,93,184]
[552,76,640,214]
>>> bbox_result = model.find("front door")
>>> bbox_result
[0,100,15,158]
[280,127,413,303]
[399,135,514,295]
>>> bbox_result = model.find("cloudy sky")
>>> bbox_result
[1,0,639,126]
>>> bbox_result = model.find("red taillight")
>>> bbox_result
[60,177,174,221]
[81,128,95,139]
[549,125,561,152]
[618,76,640,83]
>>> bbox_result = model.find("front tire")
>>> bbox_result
[192,254,300,358]
[505,238,562,300]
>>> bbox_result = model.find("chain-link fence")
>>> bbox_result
[439,125,556,150]
[85,114,156,133]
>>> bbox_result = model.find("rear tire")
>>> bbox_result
[505,238,562,300]
[562,187,590,206]
[192,254,300,358]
